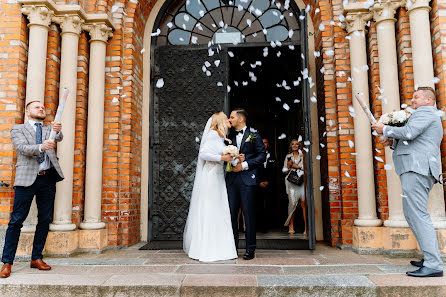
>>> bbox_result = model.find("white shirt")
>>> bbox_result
[235,126,249,170]
[29,120,51,171]
[264,151,270,168]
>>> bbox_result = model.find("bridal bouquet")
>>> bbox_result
[223,145,239,172]
[379,110,411,127]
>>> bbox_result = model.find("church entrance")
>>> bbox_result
[146,0,316,250]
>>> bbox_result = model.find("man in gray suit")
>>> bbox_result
[372,86,443,277]
[0,100,64,278]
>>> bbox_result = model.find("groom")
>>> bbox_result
[226,109,266,260]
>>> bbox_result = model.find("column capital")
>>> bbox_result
[55,14,84,36]
[84,23,113,43]
[344,10,372,34]
[371,0,403,24]
[404,0,431,13]
[21,4,54,28]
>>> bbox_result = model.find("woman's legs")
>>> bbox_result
[288,215,295,234]
[301,199,307,235]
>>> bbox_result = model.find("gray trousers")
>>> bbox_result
[400,172,443,271]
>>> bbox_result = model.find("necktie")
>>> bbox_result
[35,123,44,163]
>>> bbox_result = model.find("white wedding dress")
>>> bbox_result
[183,119,237,262]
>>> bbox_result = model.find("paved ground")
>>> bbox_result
[0,242,445,297]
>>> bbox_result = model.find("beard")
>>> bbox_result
[32,113,46,121]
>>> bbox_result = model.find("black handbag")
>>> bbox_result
[287,169,304,186]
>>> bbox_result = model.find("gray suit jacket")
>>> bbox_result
[11,122,64,187]
[383,106,443,181]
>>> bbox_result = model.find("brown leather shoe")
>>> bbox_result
[0,263,11,278]
[30,259,51,271]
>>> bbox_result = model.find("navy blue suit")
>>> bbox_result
[226,128,266,252]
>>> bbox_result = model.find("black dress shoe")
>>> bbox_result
[243,251,255,260]
[410,259,424,268]
[406,266,443,277]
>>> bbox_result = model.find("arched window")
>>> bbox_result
[153,0,301,45]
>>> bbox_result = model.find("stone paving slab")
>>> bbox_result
[176,264,283,275]
[282,264,384,275]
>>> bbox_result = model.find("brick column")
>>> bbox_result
[406,0,446,228]
[371,0,408,228]
[344,8,382,227]
[49,14,84,232]
[80,23,112,231]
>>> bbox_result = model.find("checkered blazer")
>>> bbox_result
[10,122,64,187]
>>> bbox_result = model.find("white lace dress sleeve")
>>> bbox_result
[198,130,223,162]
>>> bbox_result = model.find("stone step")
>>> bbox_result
[0,272,444,297]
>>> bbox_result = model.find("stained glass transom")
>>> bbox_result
[154,0,301,45]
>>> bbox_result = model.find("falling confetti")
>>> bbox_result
[283,103,290,111]
[316,155,321,160]
[156,78,164,88]
[217,82,223,86]
[374,156,384,162]
[275,97,281,102]
[433,77,440,84]
[112,97,119,103]
[319,186,324,191]
[384,164,392,170]
[151,29,161,36]
[111,5,119,12]
[294,99,300,103]
[348,140,354,148]
[278,133,286,140]
[140,48,145,54]
[195,137,200,143]
[345,171,350,177]
[228,51,234,57]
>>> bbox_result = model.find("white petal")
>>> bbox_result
[214,60,221,67]
[348,140,354,148]
[156,78,164,88]
[151,28,161,36]
[374,156,384,162]
[316,155,321,160]
[319,186,324,191]
[283,103,290,111]
[384,164,392,170]
[278,133,286,140]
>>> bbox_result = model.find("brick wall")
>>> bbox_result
[0,1,28,225]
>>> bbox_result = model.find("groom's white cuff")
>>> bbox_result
[242,161,249,170]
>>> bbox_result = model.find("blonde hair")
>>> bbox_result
[288,139,303,154]
[210,111,231,143]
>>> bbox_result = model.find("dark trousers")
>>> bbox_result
[256,187,271,232]
[227,177,256,252]
[2,170,56,264]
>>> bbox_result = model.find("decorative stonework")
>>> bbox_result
[344,11,372,34]
[56,14,84,35]
[405,0,431,14]
[371,0,402,24]
[21,5,53,28]
[84,23,113,43]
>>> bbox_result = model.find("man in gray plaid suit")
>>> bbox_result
[0,100,64,278]
[373,87,443,278]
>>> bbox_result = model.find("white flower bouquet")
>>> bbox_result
[223,145,239,172]
[379,110,411,127]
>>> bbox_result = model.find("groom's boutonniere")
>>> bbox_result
[246,133,257,143]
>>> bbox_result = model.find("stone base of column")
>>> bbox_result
[49,222,77,232]
[79,221,106,230]
[383,219,409,228]
[15,232,35,257]
[45,230,79,256]
[436,229,446,254]
[79,229,108,251]
[382,227,417,251]
[352,226,383,249]
[354,219,382,227]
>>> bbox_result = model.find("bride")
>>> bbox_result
[183,112,238,262]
